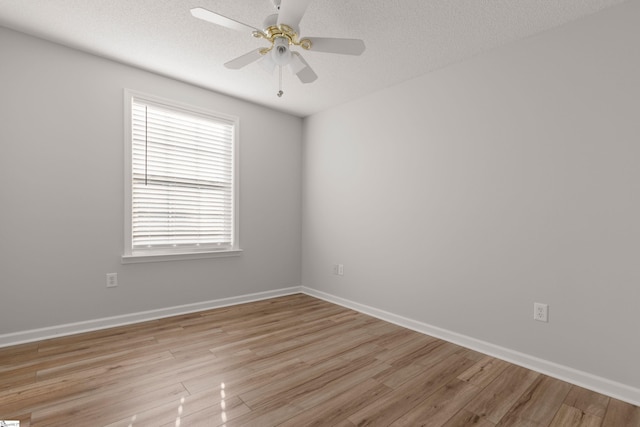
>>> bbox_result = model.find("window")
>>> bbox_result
[123,90,240,263]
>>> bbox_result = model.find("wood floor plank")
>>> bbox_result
[457,355,510,388]
[347,354,476,426]
[496,375,572,426]
[464,364,541,424]
[277,379,391,427]
[369,328,423,356]
[0,370,36,393]
[240,355,385,412]
[219,402,304,427]
[107,392,251,427]
[413,341,465,368]
[0,294,637,427]
[338,341,386,361]
[1,335,156,378]
[458,348,489,362]
[373,359,435,389]
[389,378,481,426]
[0,342,39,367]
[181,355,306,396]
[602,398,640,427]
[372,341,462,390]
[0,350,176,415]
[564,385,610,419]
[30,382,189,426]
[296,330,380,365]
[237,356,345,409]
[442,409,497,427]
[288,357,390,411]
[549,404,603,427]
[35,342,164,380]
[374,333,440,364]
[35,320,170,354]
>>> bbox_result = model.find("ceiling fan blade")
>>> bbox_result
[291,52,318,84]
[305,37,366,55]
[224,49,264,69]
[277,0,311,33]
[191,7,259,33]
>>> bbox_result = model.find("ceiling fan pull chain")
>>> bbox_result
[277,65,284,97]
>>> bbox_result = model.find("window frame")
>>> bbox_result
[122,89,241,264]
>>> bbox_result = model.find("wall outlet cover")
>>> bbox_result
[534,302,548,322]
[106,273,118,288]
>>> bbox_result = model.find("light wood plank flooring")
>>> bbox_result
[1,294,638,426]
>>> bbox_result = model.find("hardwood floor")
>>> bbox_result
[0,294,638,426]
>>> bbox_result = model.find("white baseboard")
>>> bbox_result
[301,287,640,407]
[0,286,302,348]
[2,285,638,406]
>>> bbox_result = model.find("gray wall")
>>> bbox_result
[302,1,640,389]
[0,27,303,334]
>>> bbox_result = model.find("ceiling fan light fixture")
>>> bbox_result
[271,37,292,66]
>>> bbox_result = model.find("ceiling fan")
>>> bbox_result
[191,0,365,97]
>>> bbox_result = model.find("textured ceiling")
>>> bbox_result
[0,0,629,117]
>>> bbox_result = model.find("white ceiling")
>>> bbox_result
[0,0,628,117]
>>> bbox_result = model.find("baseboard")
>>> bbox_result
[2,285,637,406]
[301,286,640,407]
[0,286,302,348]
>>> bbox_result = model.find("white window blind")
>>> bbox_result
[129,95,236,254]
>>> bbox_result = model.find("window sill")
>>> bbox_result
[121,249,243,264]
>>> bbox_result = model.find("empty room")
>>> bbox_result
[0,0,639,425]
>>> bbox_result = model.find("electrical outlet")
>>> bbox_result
[338,264,344,276]
[534,303,548,322]
[106,273,118,288]
[332,264,339,275]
